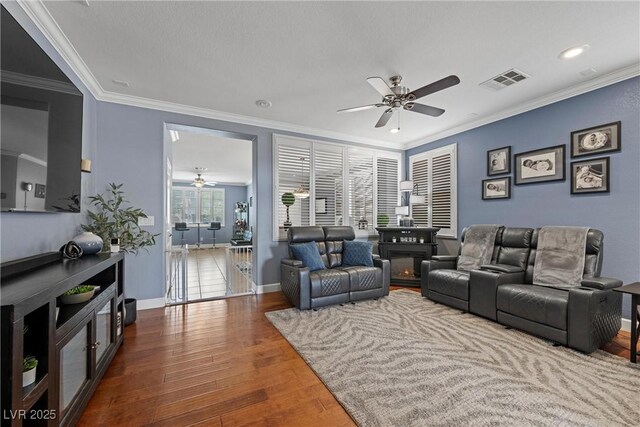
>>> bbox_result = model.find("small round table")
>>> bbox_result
[613,282,640,363]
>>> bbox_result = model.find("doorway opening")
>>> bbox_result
[164,123,255,304]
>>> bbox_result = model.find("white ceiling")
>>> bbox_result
[27,1,640,149]
[171,131,252,185]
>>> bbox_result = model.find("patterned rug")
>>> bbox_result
[266,290,640,426]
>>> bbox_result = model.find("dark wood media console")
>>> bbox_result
[1,252,124,426]
[376,227,439,287]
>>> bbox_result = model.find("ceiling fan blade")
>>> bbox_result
[407,75,460,101]
[337,103,385,113]
[375,108,394,128]
[367,77,394,97]
[405,103,445,117]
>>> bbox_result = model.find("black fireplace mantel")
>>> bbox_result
[376,227,439,286]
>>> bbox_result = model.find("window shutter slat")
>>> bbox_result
[314,148,343,226]
[409,145,456,236]
[376,157,398,226]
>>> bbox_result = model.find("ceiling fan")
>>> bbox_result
[338,74,460,128]
[190,173,216,188]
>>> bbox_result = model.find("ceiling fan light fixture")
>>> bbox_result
[293,186,310,199]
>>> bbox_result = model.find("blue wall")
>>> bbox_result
[93,101,401,300]
[170,183,247,245]
[0,3,98,262]
[407,77,640,320]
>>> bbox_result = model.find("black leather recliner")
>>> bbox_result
[421,227,534,312]
[280,226,390,310]
[471,228,622,353]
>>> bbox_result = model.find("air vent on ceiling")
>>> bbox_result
[480,68,530,91]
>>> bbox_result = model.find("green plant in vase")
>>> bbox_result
[377,213,390,227]
[281,192,295,230]
[82,183,158,254]
[23,356,38,387]
[23,356,38,372]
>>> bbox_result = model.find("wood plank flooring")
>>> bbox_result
[80,287,635,426]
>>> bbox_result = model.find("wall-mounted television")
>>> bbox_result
[1,5,83,213]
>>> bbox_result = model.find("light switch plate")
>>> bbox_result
[138,216,154,226]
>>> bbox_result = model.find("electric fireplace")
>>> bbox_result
[376,227,439,287]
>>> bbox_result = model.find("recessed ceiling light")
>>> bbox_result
[389,128,400,134]
[558,44,590,60]
[255,99,272,108]
[194,167,208,172]
[112,79,130,87]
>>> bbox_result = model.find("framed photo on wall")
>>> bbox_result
[514,145,565,185]
[487,146,511,176]
[571,157,610,194]
[315,198,327,214]
[571,121,620,158]
[482,177,511,200]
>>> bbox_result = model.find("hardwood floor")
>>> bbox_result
[80,287,635,426]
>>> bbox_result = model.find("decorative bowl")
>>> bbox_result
[60,287,96,305]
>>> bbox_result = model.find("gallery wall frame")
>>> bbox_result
[482,176,511,200]
[487,145,511,176]
[514,144,566,185]
[571,121,621,158]
[570,156,610,194]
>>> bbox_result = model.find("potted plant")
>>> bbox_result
[60,285,96,305]
[377,213,390,227]
[281,192,295,230]
[82,183,158,254]
[23,356,37,387]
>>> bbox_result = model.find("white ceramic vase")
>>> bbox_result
[23,367,36,387]
[72,232,103,255]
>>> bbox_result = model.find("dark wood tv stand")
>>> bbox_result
[1,252,125,426]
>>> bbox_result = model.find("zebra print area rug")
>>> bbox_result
[266,290,640,426]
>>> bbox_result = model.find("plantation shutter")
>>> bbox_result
[431,153,452,230]
[314,146,344,226]
[411,158,429,227]
[348,148,374,229]
[409,144,457,238]
[376,157,399,227]
[276,143,310,240]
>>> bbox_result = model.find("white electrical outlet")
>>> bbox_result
[138,216,154,226]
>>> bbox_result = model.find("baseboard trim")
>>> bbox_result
[136,298,166,310]
[257,283,281,294]
[622,317,631,333]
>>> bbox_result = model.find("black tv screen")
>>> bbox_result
[1,5,83,213]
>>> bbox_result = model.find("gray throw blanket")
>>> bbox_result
[533,226,589,289]
[457,224,501,272]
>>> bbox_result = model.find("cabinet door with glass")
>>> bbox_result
[56,313,93,424]
[56,289,116,424]
[94,293,117,375]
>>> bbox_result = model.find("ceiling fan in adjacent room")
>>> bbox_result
[190,170,216,188]
[338,74,460,129]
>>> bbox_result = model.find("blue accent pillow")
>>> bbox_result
[290,241,325,271]
[343,240,373,267]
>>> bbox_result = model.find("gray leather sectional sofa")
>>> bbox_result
[422,227,623,353]
[280,226,390,310]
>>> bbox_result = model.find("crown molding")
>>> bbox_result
[97,90,401,149]
[1,70,81,95]
[16,0,104,97]
[15,0,401,150]
[402,64,640,150]
[17,0,639,153]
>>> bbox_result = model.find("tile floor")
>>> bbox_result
[186,247,228,301]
